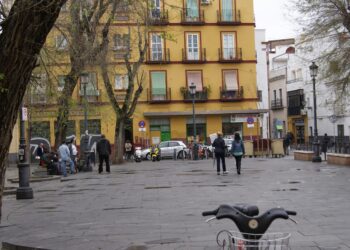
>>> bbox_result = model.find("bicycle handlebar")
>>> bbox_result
[202,204,297,238]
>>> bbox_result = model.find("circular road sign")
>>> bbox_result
[247,117,254,124]
[138,120,145,128]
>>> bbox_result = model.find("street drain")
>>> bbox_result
[144,186,171,189]
[145,238,181,245]
[272,188,299,192]
[104,206,139,210]
[288,181,301,184]
[289,188,299,191]
[37,207,57,210]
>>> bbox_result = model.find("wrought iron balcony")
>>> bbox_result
[146,48,170,64]
[288,106,303,116]
[271,99,283,109]
[182,48,206,63]
[181,8,205,25]
[147,88,171,104]
[217,9,241,24]
[181,86,208,102]
[149,9,169,25]
[79,89,101,103]
[218,48,242,62]
[220,86,244,102]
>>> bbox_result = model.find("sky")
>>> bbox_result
[254,0,298,41]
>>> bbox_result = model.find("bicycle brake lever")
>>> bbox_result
[206,217,216,223]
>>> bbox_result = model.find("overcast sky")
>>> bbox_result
[254,0,298,41]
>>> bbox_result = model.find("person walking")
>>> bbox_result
[124,140,133,161]
[58,141,74,177]
[321,133,330,161]
[212,131,227,175]
[96,134,111,173]
[36,143,45,166]
[230,133,245,175]
[70,139,78,173]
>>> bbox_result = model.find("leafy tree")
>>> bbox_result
[0,0,66,220]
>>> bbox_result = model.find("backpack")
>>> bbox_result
[231,140,243,156]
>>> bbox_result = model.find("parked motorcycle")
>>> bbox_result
[150,145,161,162]
[134,147,142,162]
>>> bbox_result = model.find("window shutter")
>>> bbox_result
[224,71,238,90]
[187,71,202,91]
[151,72,166,95]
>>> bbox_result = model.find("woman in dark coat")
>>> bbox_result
[321,133,330,161]
[212,131,227,175]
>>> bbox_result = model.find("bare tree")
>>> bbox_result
[54,0,118,149]
[291,0,350,94]
[0,0,66,220]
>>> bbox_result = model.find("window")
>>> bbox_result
[257,90,262,102]
[114,34,129,51]
[61,2,68,11]
[150,0,161,18]
[79,119,101,135]
[115,0,129,20]
[31,74,47,104]
[223,70,238,90]
[31,121,51,141]
[150,33,164,61]
[222,33,236,59]
[54,120,76,137]
[221,0,233,21]
[273,90,277,100]
[79,73,99,97]
[115,74,129,90]
[186,33,200,60]
[57,75,66,91]
[338,124,344,137]
[56,35,68,50]
[150,71,166,100]
[187,71,203,91]
[186,0,199,20]
[279,88,282,100]
[169,142,179,147]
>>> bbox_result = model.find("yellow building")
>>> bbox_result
[27,0,265,148]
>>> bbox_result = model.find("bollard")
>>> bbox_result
[174,148,177,160]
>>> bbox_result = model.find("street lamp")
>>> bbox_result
[309,62,322,162]
[189,82,198,160]
[16,104,33,199]
[80,73,92,171]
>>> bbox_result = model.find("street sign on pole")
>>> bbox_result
[247,117,254,124]
[138,120,145,128]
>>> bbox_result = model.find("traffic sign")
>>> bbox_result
[247,117,254,124]
[138,120,145,128]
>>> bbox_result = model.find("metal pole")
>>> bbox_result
[192,95,196,144]
[16,103,33,199]
[84,83,88,133]
[312,76,321,162]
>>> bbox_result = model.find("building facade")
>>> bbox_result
[25,0,263,149]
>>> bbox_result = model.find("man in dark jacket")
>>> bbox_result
[212,131,227,175]
[96,134,111,173]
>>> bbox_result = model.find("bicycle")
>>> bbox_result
[202,204,296,249]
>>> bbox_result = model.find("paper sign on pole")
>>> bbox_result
[247,123,254,128]
[22,107,28,121]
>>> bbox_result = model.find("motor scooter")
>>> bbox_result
[150,145,161,162]
[134,147,142,162]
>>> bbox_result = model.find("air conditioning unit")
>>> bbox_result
[201,0,211,5]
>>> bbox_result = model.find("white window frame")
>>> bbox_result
[186,33,200,60]
[115,74,129,90]
[150,0,161,18]
[222,33,236,60]
[151,33,164,61]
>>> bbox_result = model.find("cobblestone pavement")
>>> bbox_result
[1,156,350,250]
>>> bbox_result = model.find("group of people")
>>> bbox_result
[212,132,245,176]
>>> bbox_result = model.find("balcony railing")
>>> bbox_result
[181,8,205,25]
[146,48,170,64]
[218,48,242,62]
[181,87,208,102]
[288,106,302,116]
[182,48,206,63]
[79,89,101,103]
[30,93,47,104]
[271,99,283,109]
[149,9,169,25]
[220,86,244,102]
[147,88,171,103]
[217,9,241,24]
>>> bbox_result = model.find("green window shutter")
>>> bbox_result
[151,72,166,95]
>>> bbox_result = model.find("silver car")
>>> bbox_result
[141,141,189,160]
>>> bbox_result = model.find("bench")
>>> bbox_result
[294,150,314,161]
[327,153,350,166]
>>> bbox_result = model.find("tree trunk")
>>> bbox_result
[114,119,125,164]
[0,0,66,221]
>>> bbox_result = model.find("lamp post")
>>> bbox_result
[189,82,198,160]
[16,104,33,199]
[310,62,322,162]
[80,73,92,171]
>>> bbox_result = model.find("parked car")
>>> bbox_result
[141,141,189,160]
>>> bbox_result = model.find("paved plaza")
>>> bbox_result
[1,156,350,249]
